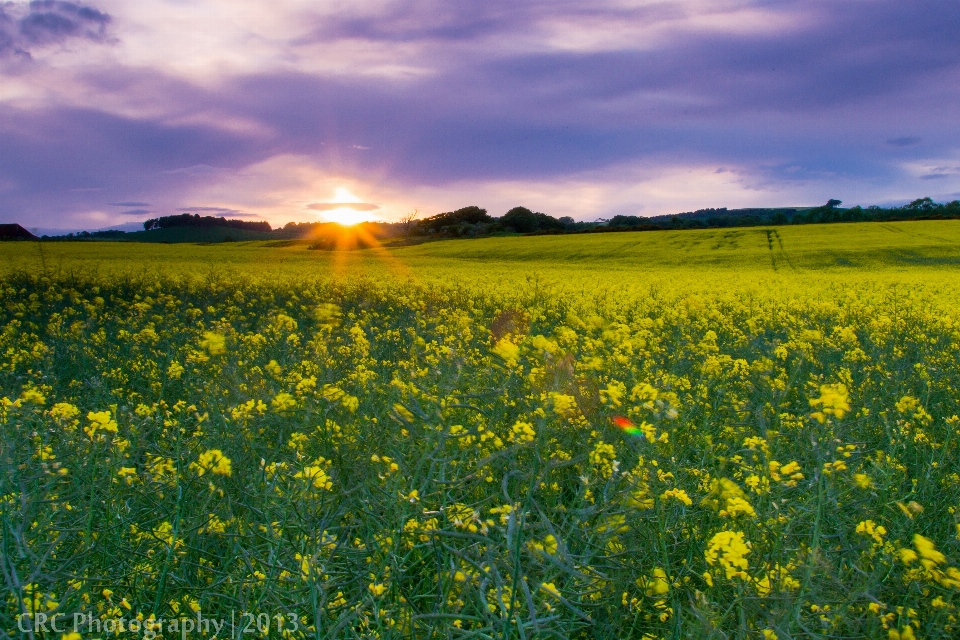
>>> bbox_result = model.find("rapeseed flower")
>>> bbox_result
[508,420,536,444]
[191,449,232,477]
[660,488,693,506]
[84,410,118,438]
[200,331,227,355]
[493,338,520,366]
[809,383,850,423]
[705,530,751,580]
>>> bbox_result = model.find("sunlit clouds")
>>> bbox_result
[1,0,959,229]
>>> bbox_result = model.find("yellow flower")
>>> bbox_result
[191,449,232,477]
[703,478,755,517]
[493,338,520,366]
[589,441,617,479]
[49,402,80,421]
[117,467,138,485]
[643,568,670,596]
[368,582,387,596]
[528,534,559,555]
[315,303,342,327]
[84,410,118,438]
[896,501,923,519]
[20,388,46,405]
[719,496,756,519]
[809,383,850,423]
[446,504,481,533]
[895,395,919,415]
[889,625,916,640]
[200,331,226,355]
[705,530,751,580]
[855,520,887,545]
[392,403,415,422]
[660,488,693,506]
[294,463,333,491]
[548,392,578,417]
[508,420,536,445]
[898,548,918,565]
[822,460,847,476]
[913,534,946,565]
[271,392,297,413]
[853,473,873,489]
[599,381,626,407]
[540,582,561,599]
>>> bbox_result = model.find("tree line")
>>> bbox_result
[33,197,960,242]
[143,213,271,232]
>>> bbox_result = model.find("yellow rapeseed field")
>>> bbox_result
[2,221,960,638]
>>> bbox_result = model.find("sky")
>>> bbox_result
[1,0,959,230]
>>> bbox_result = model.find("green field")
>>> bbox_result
[9,220,960,283]
[3,221,960,639]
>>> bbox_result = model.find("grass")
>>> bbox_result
[2,221,960,639]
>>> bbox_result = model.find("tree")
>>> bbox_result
[501,207,539,233]
[904,197,936,211]
[500,207,565,233]
[607,215,644,228]
[399,209,419,237]
[416,206,492,234]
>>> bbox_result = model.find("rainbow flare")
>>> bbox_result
[612,416,644,438]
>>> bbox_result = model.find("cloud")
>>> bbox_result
[296,0,540,45]
[2,0,960,226]
[0,1,111,57]
[120,208,150,215]
[888,137,922,147]
[306,202,380,212]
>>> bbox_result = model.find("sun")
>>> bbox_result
[323,207,372,226]
[309,187,379,226]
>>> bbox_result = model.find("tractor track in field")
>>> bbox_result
[764,228,795,271]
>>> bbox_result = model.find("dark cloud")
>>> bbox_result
[108,201,151,207]
[119,208,150,215]
[0,1,111,57]
[0,104,267,220]
[307,202,380,211]
[888,137,922,147]
[204,0,959,187]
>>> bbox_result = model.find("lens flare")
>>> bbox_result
[612,415,645,438]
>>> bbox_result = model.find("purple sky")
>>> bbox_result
[1,0,959,229]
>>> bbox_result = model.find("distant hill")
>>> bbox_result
[0,224,37,240]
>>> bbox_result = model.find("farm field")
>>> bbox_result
[3,220,960,638]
